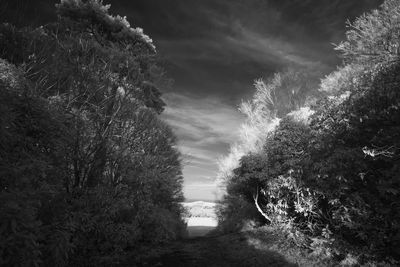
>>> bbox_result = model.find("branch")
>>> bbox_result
[253,187,272,223]
[362,145,397,158]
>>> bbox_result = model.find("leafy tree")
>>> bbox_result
[307,60,400,256]
[218,68,317,183]
[219,0,400,261]
[0,1,186,265]
[336,0,400,65]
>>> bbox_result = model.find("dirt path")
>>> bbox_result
[145,232,298,267]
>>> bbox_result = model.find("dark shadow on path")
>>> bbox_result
[142,231,298,267]
[187,225,216,237]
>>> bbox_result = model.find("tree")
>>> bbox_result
[306,0,400,256]
[0,1,185,265]
[335,0,400,64]
[218,68,316,183]
[218,0,400,260]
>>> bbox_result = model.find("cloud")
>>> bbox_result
[115,0,383,201]
[183,180,223,201]
[162,93,244,147]
[153,0,368,201]
[161,92,245,199]
[222,21,327,69]
[150,0,350,104]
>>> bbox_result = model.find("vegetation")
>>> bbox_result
[0,0,185,266]
[217,0,400,264]
[2,0,400,266]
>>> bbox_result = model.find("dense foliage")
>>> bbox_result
[218,0,400,262]
[0,1,185,266]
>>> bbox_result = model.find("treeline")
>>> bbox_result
[0,1,185,266]
[218,0,400,262]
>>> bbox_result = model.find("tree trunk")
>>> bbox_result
[86,85,119,188]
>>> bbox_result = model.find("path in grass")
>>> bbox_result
[146,230,298,267]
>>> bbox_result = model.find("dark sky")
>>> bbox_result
[1,0,383,200]
[113,0,382,101]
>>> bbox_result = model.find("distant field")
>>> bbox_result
[186,217,217,226]
[183,201,218,237]
[182,201,217,218]
[185,213,218,237]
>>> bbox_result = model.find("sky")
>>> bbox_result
[122,0,382,201]
[1,0,383,201]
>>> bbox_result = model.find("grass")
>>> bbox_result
[187,226,216,237]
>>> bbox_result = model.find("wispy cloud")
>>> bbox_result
[183,180,223,201]
[122,0,383,201]
[223,21,327,69]
[153,2,336,105]
[162,93,244,147]
[161,92,245,200]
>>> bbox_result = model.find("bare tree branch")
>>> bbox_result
[253,186,272,223]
